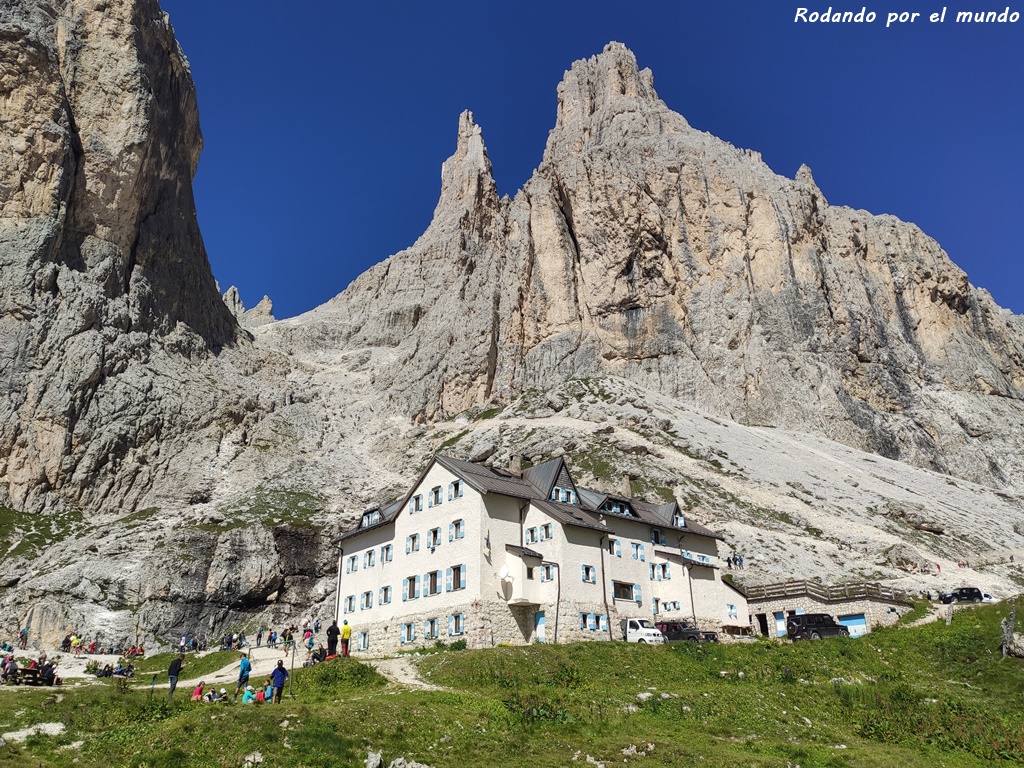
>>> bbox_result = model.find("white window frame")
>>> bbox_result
[424,617,439,640]
[450,519,465,541]
[346,555,358,574]
[429,486,443,506]
[400,623,415,643]
[581,564,597,584]
[343,595,356,614]
[379,585,393,605]
[450,613,465,636]
[364,549,376,568]
[381,544,393,563]
[360,590,373,609]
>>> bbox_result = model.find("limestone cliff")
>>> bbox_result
[281,42,1024,489]
[0,0,262,514]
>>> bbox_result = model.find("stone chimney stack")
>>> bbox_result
[619,473,634,498]
[509,454,523,475]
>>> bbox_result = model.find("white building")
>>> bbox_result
[334,454,747,653]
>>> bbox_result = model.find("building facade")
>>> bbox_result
[335,454,747,653]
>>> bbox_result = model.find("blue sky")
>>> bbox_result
[162,0,1023,320]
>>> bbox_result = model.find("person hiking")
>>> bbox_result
[326,620,340,656]
[341,620,352,657]
[167,654,184,700]
[234,652,252,700]
[271,660,288,703]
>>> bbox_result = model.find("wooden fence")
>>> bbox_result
[744,580,914,607]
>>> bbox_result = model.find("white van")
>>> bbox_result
[619,618,666,644]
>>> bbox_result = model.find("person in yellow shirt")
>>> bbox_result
[341,620,352,657]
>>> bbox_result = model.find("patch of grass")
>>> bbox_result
[129,650,240,682]
[1,602,1022,767]
[0,507,85,560]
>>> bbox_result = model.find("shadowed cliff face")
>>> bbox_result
[282,42,1024,489]
[0,0,248,513]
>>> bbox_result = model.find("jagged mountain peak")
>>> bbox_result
[432,109,499,224]
[545,41,686,160]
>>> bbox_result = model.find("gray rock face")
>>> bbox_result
[0,0,261,513]
[283,42,1024,489]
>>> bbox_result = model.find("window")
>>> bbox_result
[402,575,420,601]
[345,555,358,574]
[579,613,607,631]
[361,509,380,528]
[424,618,439,640]
[728,604,738,620]
[651,563,670,580]
[551,486,576,504]
[427,527,442,549]
[580,564,597,584]
[631,543,646,561]
[379,585,392,605]
[526,567,535,580]
[696,554,710,565]
[541,523,553,540]
[429,486,443,507]
[613,581,640,601]
[424,569,442,596]
[364,549,376,568]
[406,534,420,554]
[650,528,666,545]
[673,513,686,528]
[449,480,463,500]
[601,500,630,515]
[447,564,467,591]
[540,564,554,582]
[411,494,423,513]
[356,632,369,651]
[400,623,415,643]
[343,595,355,614]
[381,544,393,563]
[609,538,622,558]
[360,591,373,609]
[449,519,465,541]
[525,527,538,545]
[448,613,465,636]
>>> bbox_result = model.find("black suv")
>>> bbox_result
[786,613,850,641]
[940,587,983,604]
[655,620,719,643]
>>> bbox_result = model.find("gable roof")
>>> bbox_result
[336,452,724,544]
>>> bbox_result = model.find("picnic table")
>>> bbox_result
[17,667,43,686]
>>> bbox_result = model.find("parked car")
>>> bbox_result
[619,618,665,644]
[940,587,984,604]
[786,613,850,641]
[982,593,997,603]
[655,620,719,643]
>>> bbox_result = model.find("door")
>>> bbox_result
[837,613,867,638]
[535,611,546,643]
[774,611,787,637]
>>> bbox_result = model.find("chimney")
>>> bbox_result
[619,473,634,498]
[509,454,523,475]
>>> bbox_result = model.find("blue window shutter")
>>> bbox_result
[405,536,411,555]
[414,574,421,598]
[445,567,453,592]
[581,564,586,581]
[588,613,596,630]
[459,565,467,590]
[599,615,608,631]
[449,522,454,542]
[666,564,671,579]
[427,492,433,508]
[633,583,641,601]
[650,530,657,544]
[448,483,453,501]
[402,579,408,602]
[640,545,646,562]
[448,616,454,636]
[408,501,413,515]
[378,587,383,605]
[615,540,622,558]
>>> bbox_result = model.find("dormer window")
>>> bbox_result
[551,486,576,505]
[600,500,632,516]
[361,509,381,528]
[673,513,686,528]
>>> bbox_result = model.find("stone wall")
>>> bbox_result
[748,594,907,638]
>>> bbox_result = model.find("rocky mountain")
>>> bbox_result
[1,6,1022,649]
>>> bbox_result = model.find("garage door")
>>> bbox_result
[837,613,867,638]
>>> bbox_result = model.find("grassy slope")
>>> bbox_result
[0,602,1021,768]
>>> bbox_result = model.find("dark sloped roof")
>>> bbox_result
[435,454,538,498]
[335,498,403,543]
[505,544,544,559]
[521,458,562,498]
[532,499,609,533]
